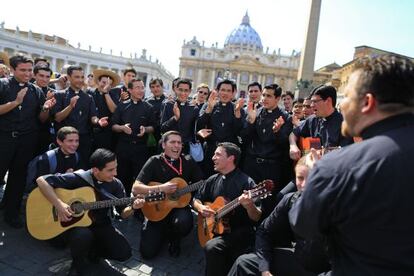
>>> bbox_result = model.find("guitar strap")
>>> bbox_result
[73,169,118,200]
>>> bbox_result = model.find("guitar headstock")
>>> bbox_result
[144,191,166,202]
[250,179,274,200]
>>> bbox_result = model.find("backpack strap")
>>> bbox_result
[46,150,57,173]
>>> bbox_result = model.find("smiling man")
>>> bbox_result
[289,55,414,276]
[132,131,203,258]
[288,85,352,161]
[0,54,55,228]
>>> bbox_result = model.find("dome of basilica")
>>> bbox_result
[224,12,263,51]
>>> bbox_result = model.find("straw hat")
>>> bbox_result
[93,69,121,87]
[0,52,10,68]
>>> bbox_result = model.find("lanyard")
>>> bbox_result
[162,155,182,175]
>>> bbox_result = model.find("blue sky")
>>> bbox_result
[1,0,413,76]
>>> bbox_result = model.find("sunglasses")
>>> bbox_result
[198,90,209,95]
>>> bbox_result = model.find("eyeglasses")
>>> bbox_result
[310,99,324,104]
[178,88,190,93]
[303,104,311,108]
[198,90,209,95]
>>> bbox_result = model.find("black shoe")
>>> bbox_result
[4,216,23,229]
[98,259,125,275]
[168,240,181,257]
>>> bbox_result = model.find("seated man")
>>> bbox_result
[228,152,330,276]
[36,149,144,275]
[132,131,203,258]
[193,142,262,276]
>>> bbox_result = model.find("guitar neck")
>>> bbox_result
[216,195,260,219]
[175,180,205,197]
[83,197,136,211]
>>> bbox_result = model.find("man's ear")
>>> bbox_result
[361,93,376,113]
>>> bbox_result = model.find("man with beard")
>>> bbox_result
[289,55,414,275]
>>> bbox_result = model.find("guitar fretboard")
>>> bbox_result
[215,192,262,219]
[82,197,137,210]
[174,180,205,197]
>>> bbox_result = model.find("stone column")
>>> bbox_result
[210,69,216,89]
[297,0,322,98]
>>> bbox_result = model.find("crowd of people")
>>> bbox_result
[0,52,413,276]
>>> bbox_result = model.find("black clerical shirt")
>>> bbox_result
[242,107,292,160]
[0,77,45,134]
[292,109,352,148]
[289,113,414,276]
[195,168,257,230]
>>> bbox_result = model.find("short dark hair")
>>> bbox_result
[293,98,304,106]
[123,68,137,76]
[150,78,164,87]
[127,78,144,89]
[67,65,83,76]
[34,58,50,67]
[216,79,237,92]
[56,126,79,142]
[310,85,337,107]
[172,77,181,89]
[264,83,283,97]
[89,148,116,170]
[247,81,262,91]
[282,91,294,100]
[162,130,182,144]
[176,78,192,90]
[217,142,241,166]
[33,65,52,76]
[353,55,414,112]
[9,54,33,70]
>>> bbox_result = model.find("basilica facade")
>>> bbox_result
[179,13,331,96]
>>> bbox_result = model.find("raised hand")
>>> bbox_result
[246,101,257,124]
[43,97,56,110]
[98,116,109,127]
[197,128,212,139]
[137,125,146,137]
[173,102,180,121]
[272,116,285,133]
[15,87,28,104]
[123,123,132,135]
[70,95,79,108]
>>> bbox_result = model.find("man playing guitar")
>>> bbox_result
[132,130,203,258]
[36,149,145,275]
[193,142,262,276]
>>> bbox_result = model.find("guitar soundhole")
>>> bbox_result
[61,214,84,228]
[70,201,84,217]
[168,193,178,201]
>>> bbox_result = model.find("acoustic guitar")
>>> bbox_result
[197,179,273,247]
[26,186,165,240]
[298,137,340,156]
[142,177,204,221]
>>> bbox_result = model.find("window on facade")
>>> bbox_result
[186,68,193,77]
[266,75,274,85]
[252,74,258,82]
[190,49,196,56]
[241,72,249,84]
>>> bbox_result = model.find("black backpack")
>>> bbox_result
[25,150,79,193]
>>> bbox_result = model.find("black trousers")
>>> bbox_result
[242,154,285,219]
[140,207,193,259]
[56,224,131,274]
[228,249,318,276]
[0,132,38,219]
[116,141,149,195]
[204,227,255,276]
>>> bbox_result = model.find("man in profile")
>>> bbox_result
[289,55,414,275]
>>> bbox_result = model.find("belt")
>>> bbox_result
[255,157,276,164]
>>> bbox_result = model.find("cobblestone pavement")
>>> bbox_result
[0,186,205,275]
